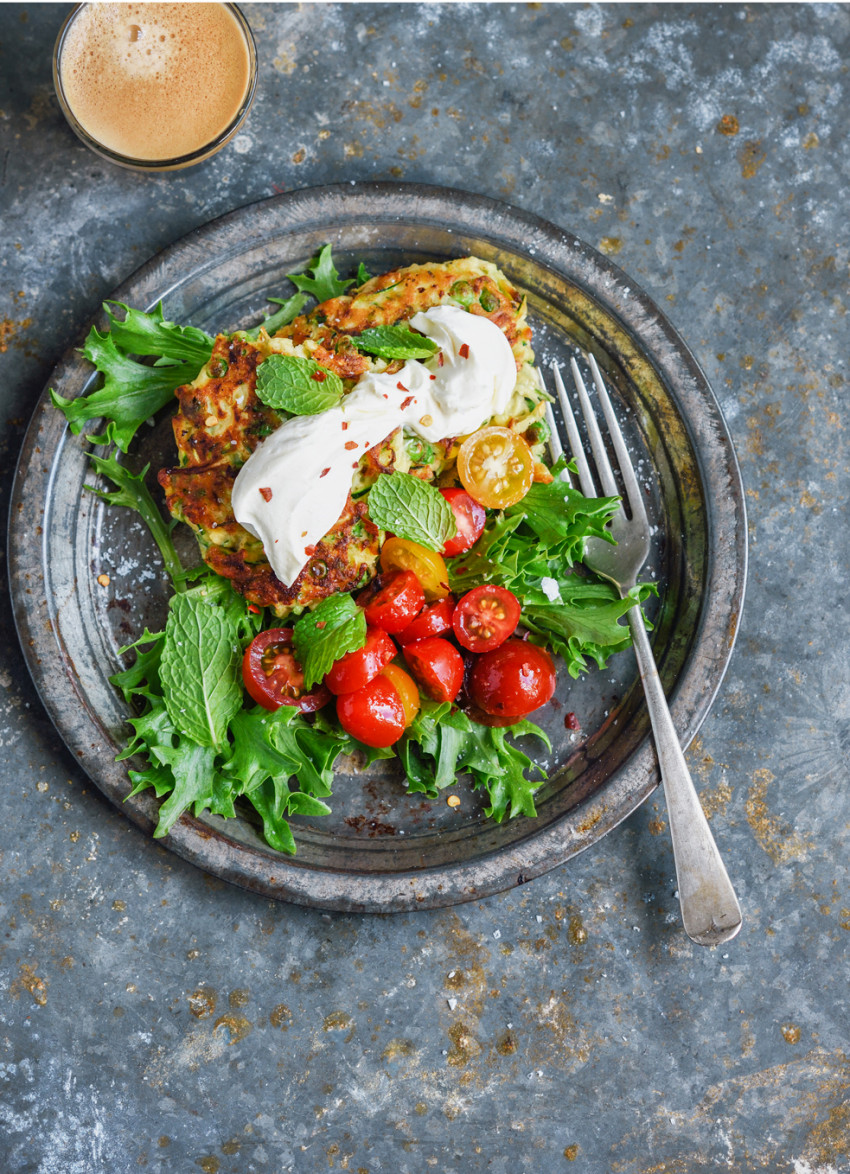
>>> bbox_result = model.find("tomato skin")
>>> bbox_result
[457,425,534,509]
[325,627,397,696]
[464,704,528,728]
[403,637,465,704]
[242,628,331,712]
[336,675,406,748]
[452,585,521,653]
[357,570,425,634]
[440,488,486,557]
[381,663,420,727]
[396,597,456,646]
[380,536,450,602]
[468,639,556,717]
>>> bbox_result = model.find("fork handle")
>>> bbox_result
[627,606,743,947]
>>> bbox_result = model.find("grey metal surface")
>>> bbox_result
[1,3,848,1171]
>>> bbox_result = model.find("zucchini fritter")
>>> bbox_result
[158,256,540,617]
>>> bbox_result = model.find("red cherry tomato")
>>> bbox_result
[440,488,486,557]
[403,637,464,704]
[396,597,456,646]
[357,569,425,634]
[242,628,331,712]
[468,640,556,717]
[325,627,397,695]
[452,585,521,653]
[464,704,528,728]
[336,675,406,748]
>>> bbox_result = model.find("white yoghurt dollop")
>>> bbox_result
[231,305,517,587]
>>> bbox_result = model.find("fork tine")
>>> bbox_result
[550,364,596,498]
[587,354,649,526]
[569,357,619,499]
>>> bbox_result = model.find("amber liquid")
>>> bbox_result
[58,3,252,163]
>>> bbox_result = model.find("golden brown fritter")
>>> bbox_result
[158,256,539,617]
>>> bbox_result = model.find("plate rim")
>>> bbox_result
[7,180,747,911]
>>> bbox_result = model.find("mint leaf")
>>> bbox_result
[291,594,366,689]
[50,304,213,452]
[85,453,186,590]
[351,324,438,361]
[255,354,343,414]
[367,472,456,552]
[289,244,353,302]
[159,585,243,749]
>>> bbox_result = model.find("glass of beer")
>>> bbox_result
[53,3,257,172]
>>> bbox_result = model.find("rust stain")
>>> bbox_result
[342,98,403,129]
[11,962,48,1006]
[323,1011,353,1032]
[212,1014,252,1045]
[196,1158,220,1174]
[738,139,767,179]
[567,915,588,945]
[228,988,250,1008]
[648,817,667,836]
[269,1003,291,1029]
[496,1029,518,1056]
[382,1038,415,1061]
[564,1145,579,1161]
[447,1022,481,1068]
[599,237,622,256]
[700,781,732,820]
[803,132,819,150]
[187,988,217,1019]
[746,768,814,863]
[0,316,32,353]
[782,1024,802,1045]
[717,113,739,136]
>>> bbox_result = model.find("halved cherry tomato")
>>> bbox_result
[452,585,521,653]
[381,663,420,727]
[440,488,486,557]
[464,704,527,728]
[396,597,456,646]
[380,536,450,601]
[357,569,425,634]
[325,627,397,695]
[403,637,464,704]
[468,639,556,717]
[336,675,406,748]
[242,628,331,713]
[457,425,534,509]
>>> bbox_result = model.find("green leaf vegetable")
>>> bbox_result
[255,354,344,415]
[291,594,367,689]
[289,243,354,302]
[50,302,214,453]
[351,323,438,361]
[367,471,457,551]
[245,291,310,340]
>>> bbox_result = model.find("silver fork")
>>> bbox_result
[545,354,742,947]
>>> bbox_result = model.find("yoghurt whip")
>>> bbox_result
[231,306,517,586]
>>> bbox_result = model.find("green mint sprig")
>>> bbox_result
[367,472,456,552]
[255,355,343,415]
[351,324,438,361]
[291,594,367,689]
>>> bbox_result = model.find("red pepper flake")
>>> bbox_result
[311,370,327,382]
[319,467,330,478]
[316,620,326,629]
[247,603,261,614]
[397,381,408,393]
[437,351,444,367]
[341,421,349,430]
[259,487,273,502]
[565,712,581,730]
[352,460,359,468]
[400,395,414,409]
[344,440,358,451]
[305,544,316,555]
[429,374,437,381]
[459,342,470,359]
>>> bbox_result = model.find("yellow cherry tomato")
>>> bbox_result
[381,663,420,727]
[457,426,534,509]
[380,536,450,602]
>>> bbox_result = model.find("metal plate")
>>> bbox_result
[8,182,746,911]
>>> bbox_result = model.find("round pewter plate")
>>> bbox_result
[8,182,746,912]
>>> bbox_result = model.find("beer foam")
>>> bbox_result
[59,3,252,162]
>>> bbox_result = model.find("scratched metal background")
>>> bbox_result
[1,4,848,1172]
